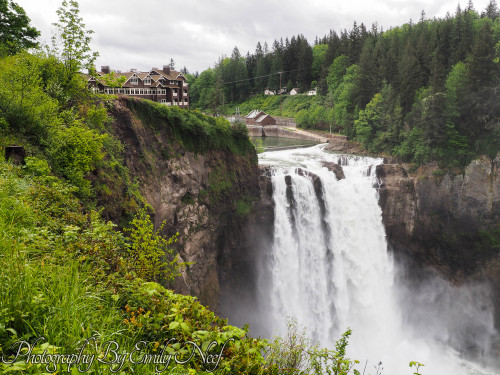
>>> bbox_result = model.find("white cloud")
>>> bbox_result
[17,0,493,73]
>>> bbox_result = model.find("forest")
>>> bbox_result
[0,0,380,373]
[189,0,500,167]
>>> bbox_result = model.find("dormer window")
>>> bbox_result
[144,77,151,85]
[130,76,138,85]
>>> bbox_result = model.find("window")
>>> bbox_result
[130,76,138,85]
[139,89,144,95]
[144,77,151,85]
[161,99,166,104]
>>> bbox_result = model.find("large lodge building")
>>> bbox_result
[84,65,189,108]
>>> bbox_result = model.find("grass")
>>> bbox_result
[225,94,319,118]
[0,157,268,374]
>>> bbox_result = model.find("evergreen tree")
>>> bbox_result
[296,35,313,90]
[467,20,496,88]
[483,0,499,19]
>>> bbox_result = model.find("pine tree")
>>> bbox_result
[483,0,499,19]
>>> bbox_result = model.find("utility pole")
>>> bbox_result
[279,71,283,118]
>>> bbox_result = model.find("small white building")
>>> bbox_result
[264,89,276,95]
[290,88,300,95]
[307,88,317,96]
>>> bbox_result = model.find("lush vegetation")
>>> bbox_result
[0,1,268,373]
[189,1,500,167]
[0,1,434,373]
[125,97,254,156]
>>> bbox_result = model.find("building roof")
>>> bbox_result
[246,109,263,119]
[95,67,186,85]
[256,114,270,123]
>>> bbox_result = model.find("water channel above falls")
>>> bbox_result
[250,135,322,150]
[230,144,498,375]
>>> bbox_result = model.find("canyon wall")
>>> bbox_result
[109,98,260,311]
[376,156,500,324]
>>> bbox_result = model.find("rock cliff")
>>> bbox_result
[108,98,260,311]
[376,156,500,324]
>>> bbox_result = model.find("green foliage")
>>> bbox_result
[46,120,104,197]
[192,3,500,164]
[236,196,253,217]
[312,44,328,80]
[265,318,311,374]
[0,0,40,55]
[332,65,360,137]
[208,163,234,204]
[0,160,269,374]
[445,62,467,119]
[50,0,99,77]
[226,94,318,119]
[0,53,61,143]
[251,137,266,153]
[125,208,185,283]
[409,361,425,375]
[126,97,254,156]
[308,329,361,375]
[326,55,350,94]
[102,71,127,88]
[355,92,383,149]
[266,318,360,375]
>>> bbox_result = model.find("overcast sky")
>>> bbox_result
[18,0,492,74]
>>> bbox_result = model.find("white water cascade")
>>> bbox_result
[257,144,497,375]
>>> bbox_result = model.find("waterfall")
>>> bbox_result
[257,145,497,375]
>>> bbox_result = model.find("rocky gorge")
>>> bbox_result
[108,98,262,311]
[107,101,500,338]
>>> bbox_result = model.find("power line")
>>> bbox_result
[221,68,305,85]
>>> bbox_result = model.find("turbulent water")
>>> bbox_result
[257,144,498,375]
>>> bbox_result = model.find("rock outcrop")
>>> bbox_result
[376,156,500,325]
[321,161,345,180]
[109,98,260,311]
[324,135,365,154]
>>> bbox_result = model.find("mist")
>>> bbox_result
[220,145,499,375]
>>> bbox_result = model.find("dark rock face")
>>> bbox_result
[376,157,500,327]
[321,161,345,180]
[109,98,260,311]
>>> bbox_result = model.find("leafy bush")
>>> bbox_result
[46,121,104,197]
[125,208,185,283]
[265,318,361,375]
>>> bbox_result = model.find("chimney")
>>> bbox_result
[163,65,171,75]
[130,68,137,72]
[101,66,110,74]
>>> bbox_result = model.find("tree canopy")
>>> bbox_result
[0,0,39,55]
